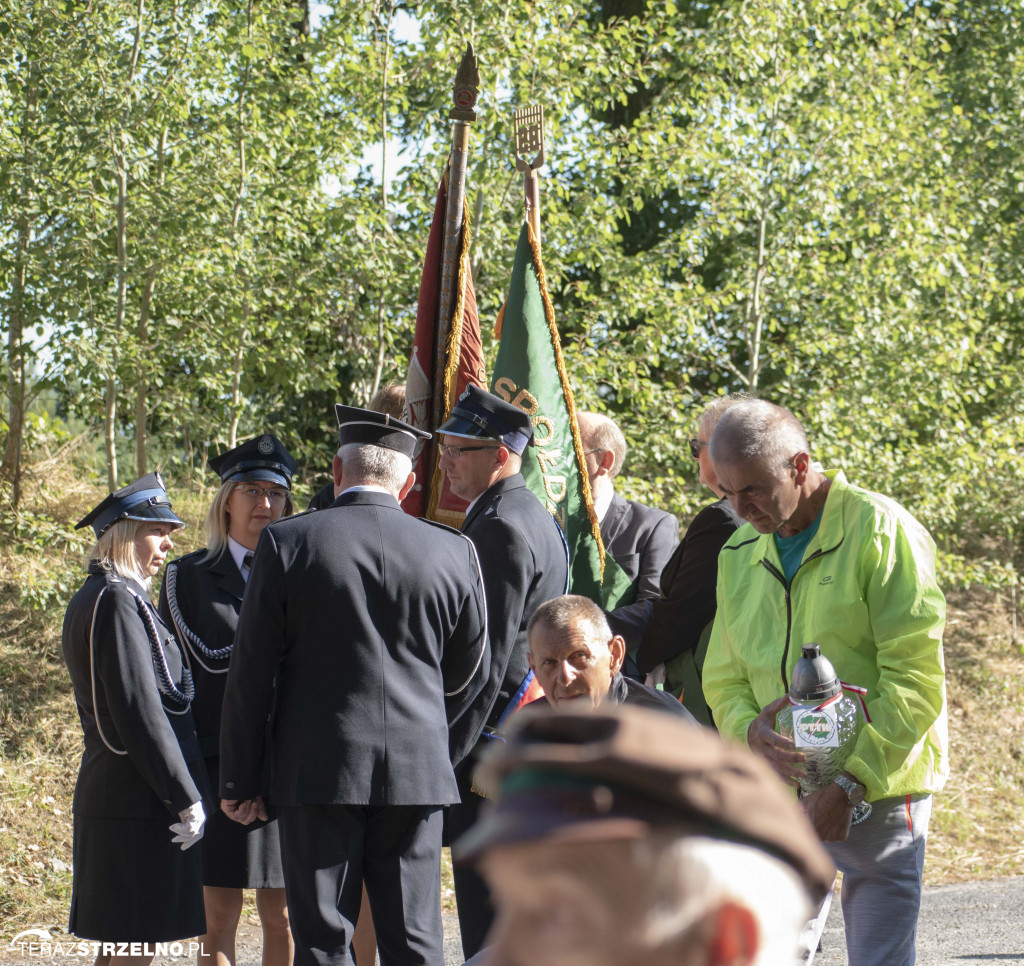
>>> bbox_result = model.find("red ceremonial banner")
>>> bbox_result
[404,171,485,525]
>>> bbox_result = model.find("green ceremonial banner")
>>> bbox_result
[490,223,635,610]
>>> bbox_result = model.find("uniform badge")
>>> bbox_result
[258,435,275,455]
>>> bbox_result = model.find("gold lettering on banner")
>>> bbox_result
[533,416,555,445]
[511,389,540,416]
[494,377,517,403]
[544,475,567,502]
[497,378,569,525]
[536,448,561,474]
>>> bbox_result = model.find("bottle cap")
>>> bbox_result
[789,643,840,702]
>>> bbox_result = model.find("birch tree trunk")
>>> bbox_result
[226,1,253,450]
[134,126,167,476]
[104,0,146,490]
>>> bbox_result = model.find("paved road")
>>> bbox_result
[814,877,1024,964]
[6,877,1023,964]
[203,875,1024,964]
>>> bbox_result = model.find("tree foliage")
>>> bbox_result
[1,0,1021,579]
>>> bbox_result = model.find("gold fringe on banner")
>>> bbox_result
[524,221,606,576]
[426,199,475,526]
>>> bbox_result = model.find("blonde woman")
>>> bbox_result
[159,434,296,966]
[63,472,205,960]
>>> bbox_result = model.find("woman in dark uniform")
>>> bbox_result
[63,472,206,958]
[159,434,296,966]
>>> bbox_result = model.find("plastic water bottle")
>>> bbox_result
[776,643,871,824]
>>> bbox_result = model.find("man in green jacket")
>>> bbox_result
[702,399,947,966]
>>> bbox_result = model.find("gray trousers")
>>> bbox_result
[827,793,931,966]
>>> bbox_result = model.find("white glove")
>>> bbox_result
[169,801,206,851]
[644,664,667,689]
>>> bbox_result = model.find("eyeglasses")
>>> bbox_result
[688,438,707,461]
[439,443,501,460]
[234,485,288,504]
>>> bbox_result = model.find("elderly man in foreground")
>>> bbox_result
[455,706,835,966]
[702,399,948,966]
[524,594,696,721]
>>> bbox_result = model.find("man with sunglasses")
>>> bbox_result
[701,398,948,966]
[437,385,569,961]
[610,395,745,724]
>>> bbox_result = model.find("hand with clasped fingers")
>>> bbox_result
[221,796,269,825]
[746,695,807,787]
[747,696,854,842]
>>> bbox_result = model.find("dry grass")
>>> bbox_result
[1,474,1021,936]
[0,597,79,933]
[926,586,1024,883]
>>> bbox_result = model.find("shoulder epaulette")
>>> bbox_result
[166,546,212,568]
[274,507,319,524]
[418,517,464,537]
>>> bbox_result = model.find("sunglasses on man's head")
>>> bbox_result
[688,438,707,461]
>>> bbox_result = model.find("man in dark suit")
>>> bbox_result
[219,407,489,966]
[576,411,678,602]
[437,385,569,959]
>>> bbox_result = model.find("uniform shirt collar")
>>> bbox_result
[227,535,252,576]
[340,484,392,497]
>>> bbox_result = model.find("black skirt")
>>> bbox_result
[69,814,205,942]
[202,757,285,889]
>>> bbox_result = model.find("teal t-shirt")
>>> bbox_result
[774,510,823,583]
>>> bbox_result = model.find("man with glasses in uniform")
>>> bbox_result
[437,385,569,961]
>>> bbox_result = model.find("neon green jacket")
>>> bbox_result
[703,471,948,802]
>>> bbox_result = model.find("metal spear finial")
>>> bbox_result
[432,42,480,427]
[450,42,480,122]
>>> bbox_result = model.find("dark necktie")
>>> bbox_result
[242,551,254,578]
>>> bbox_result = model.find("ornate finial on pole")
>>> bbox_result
[450,42,480,122]
[514,105,545,248]
[432,43,480,426]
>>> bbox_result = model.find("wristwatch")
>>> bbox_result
[833,773,866,806]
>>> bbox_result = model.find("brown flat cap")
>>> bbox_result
[453,706,835,903]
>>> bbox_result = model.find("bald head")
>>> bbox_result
[708,399,810,474]
[577,412,627,478]
[708,400,828,537]
[528,593,612,644]
[528,595,625,710]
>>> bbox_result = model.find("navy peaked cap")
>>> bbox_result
[208,434,297,488]
[335,405,430,458]
[76,471,186,538]
[438,385,535,455]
